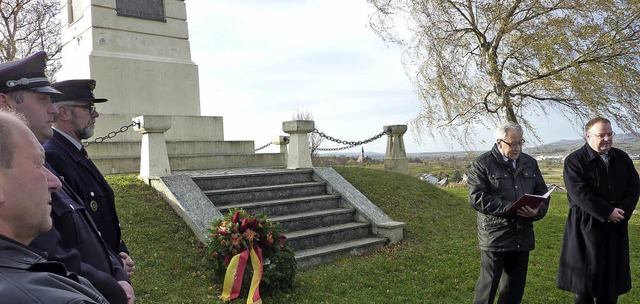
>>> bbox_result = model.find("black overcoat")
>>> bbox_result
[558,143,640,297]
[44,129,128,254]
[29,164,129,304]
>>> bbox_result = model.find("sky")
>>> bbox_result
[185,0,585,154]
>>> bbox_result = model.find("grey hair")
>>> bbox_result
[494,122,523,140]
[6,91,24,104]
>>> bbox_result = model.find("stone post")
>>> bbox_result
[283,120,314,169]
[272,135,289,156]
[384,124,408,174]
[134,115,172,183]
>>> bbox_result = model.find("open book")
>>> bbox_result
[506,185,557,214]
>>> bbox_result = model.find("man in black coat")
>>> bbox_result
[468,122,549,304]
[0,52,134,304]
[46,79,135,279]
[558,117,639,304]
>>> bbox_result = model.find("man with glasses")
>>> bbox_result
[558,117,639,304]
[46,79,135,279]
[467,122,549,304]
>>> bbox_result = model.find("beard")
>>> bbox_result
[71,120,95,140]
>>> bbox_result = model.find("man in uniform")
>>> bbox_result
[0,52,134,304]
[47,79,135,277]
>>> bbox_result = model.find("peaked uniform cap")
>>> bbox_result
[51,79,108,103]
[0,51,62,95]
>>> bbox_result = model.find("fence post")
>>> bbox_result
[384,124,408,174]
[272,135,289,156]
[133,115,172,183]
[283,120,314,169]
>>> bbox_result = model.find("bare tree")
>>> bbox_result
[369,0,640,147]
[0,0,61,75]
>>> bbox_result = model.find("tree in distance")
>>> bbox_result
[368,0,640,148]
[0,0,61,75]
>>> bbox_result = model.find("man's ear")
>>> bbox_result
[0,93,14,111]
[55,106,72,121]
[0,183,6,205]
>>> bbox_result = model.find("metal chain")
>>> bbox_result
[82,121,140,147]
[255,142,272,151]
[313,128,387,151]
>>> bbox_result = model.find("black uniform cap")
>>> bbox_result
[0,51,62,95]
[51,79,108,103]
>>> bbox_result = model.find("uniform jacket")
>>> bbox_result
[467,144,549,252]
[29,163,129,304]
[558,144,640,297]
[0,236,109,304]
[44,129,128,254]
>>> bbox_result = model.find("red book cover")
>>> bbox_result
[506,185,556,214]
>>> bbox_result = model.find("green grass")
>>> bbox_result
[109,168,640,303]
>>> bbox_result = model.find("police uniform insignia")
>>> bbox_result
[90,200,98,212]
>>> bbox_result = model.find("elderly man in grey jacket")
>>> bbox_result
[467,122,549,304]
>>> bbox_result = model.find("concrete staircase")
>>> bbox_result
[190,169,389,268]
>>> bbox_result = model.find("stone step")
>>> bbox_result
[85,140,257,157]
[271,208,355,232]
[286,222,372,251]
[92,153,285,174]
[204,182,327,205]
[294,237,387,269]
[192,169,314,191]
[217,194,341,217]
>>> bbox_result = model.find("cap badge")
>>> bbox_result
[6,77,48,87]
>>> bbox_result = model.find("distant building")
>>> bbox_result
[357,147,365,163]
[420,174,439,184]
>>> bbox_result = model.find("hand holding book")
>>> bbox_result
[506,185,557,214]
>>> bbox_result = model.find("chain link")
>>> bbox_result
[313,128,387,151]
[255,142,272,151]
[82,121,140,147]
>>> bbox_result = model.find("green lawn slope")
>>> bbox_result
[109,167,640,303]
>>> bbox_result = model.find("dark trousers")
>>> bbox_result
[574,294,618,304]
[473,250,529,304]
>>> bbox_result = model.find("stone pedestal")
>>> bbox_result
[283,120,314,169]
[134,115,172,182]
[57,0,200,116]
[384,125,408,174]
[272,135,289,156]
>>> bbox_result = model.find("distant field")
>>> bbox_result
[357,159,640,188]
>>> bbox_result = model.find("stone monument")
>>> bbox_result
[57,0,285,174]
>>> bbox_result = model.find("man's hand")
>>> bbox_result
[117,281,135,304]
[120,252,135,278]
[607,208,625,223]
[516,205,540,218]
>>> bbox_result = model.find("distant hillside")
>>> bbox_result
[318,133,640,160]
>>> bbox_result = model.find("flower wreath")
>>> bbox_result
[206,208,296,303]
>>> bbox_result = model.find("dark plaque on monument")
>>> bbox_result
[116,0,166,21]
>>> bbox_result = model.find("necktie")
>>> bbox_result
[508,159,516,169]
[600,153,609,168]
[80,147,90,159]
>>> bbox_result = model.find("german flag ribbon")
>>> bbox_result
[220,246,264,303]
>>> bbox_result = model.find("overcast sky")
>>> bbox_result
[185,0,585,154]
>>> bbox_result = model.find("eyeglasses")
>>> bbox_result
[66,104,97,115]
[589,132,615,140]
[500,139,525,148]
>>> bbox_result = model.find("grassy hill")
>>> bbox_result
[110,168,640,303]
